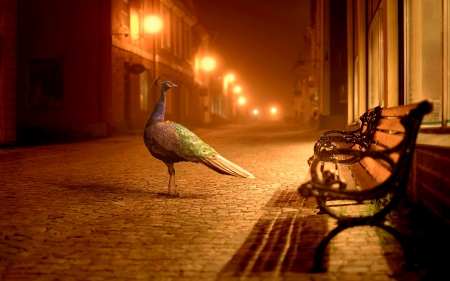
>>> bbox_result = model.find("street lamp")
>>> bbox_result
[233,85,242,94]
[200,57,216,72]
[145,15,162,83]
[237,96,246,105]
[253,109,258,115]
[271,107,277,114]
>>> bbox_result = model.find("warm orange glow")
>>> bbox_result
[130,13,139,38]
[270,107,277,114]
[237,96,246,105]
[233,86,242,94]
[224,74,235,83]
[223,73,235,93]
[145,16,162,33]
[200,57,216,72]
[253,109,258,115]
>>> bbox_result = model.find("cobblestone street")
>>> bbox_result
[0,122,434,280]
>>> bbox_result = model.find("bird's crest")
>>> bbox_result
[154,76,161,88]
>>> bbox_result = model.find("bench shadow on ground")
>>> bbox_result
[218,188,445,279]
[218,189,329,279]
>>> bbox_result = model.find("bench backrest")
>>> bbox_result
[358,101,433,187]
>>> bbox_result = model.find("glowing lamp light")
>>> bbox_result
[224,74,235,83]
[270,107,277,114]
[145,16,162,33]
[233,86,242,94]
[200,57,216,72]
[253,109,258,115]
[237,96,246,105]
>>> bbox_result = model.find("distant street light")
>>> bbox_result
[253,109,258,115]
[233,86,242,94]
[271,107,277,114]
[237,96,246,105]
[200,57,216,72]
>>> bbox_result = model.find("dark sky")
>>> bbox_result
[191,0,311,118]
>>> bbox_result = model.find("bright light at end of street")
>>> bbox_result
[253,109,258,115]
[271,107,277,114]
[224,74,235,83]
[200,57,216,72]
[145,16,162,33]
[233,86,242,94]
[237,97,246,105]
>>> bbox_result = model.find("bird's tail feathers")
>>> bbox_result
[199,155,255,179]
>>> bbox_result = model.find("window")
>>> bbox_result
[406,0,443,127]
[162,4,171,49]
[368,7,383,109]
[140,70,148,111]
[174,16,183,56]
[121,0,130,28]
[27,59,64,109]
[184,24,192,59]
[139,0,145,35]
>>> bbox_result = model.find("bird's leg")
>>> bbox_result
[165,163,179,197]
[165,163,172,195]
[172,167,180,196]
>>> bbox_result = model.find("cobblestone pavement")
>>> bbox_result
[0,122,440,280]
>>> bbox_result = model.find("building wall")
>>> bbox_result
[342,0,450,223]
[0,0,17,145]
[17,0,111,139]
[409,145,450,224]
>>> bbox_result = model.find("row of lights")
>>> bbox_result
[253,108,277,115]
[143,15,277,117]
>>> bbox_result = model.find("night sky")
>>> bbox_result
[192,0,311,119]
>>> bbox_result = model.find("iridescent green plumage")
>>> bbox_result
[174,123,217,159]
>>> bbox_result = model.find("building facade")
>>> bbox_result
[303,0,450,223]
[7,0,220,144]
[0,0,17,145]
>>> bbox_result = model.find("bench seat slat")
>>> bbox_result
[373,131,404,149]
[359,156,392,184]
[376,118,405,133]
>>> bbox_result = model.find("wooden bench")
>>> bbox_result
[298,100,433,272]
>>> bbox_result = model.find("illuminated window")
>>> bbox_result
[121,0,130,28]
[139,0,145,35]
[406,0,443,127]
[184,24,192,59]
[174,16,183,57]
[140,70,148,111]
[162,4,171,49]
[368,5,383,109]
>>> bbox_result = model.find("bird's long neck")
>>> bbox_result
[146,90,166,127]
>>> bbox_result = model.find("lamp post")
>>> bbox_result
[199,56,216,124]
[145,15,162,84]
[224,74,235,118]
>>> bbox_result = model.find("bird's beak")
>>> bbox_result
[173,84,178,87]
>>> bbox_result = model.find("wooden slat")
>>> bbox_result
[348,162,378,190]
[360,157,392,184]
[376,118,406,133]
[336,163,358,191]
[372,131,404,148]
[380,103,419,117]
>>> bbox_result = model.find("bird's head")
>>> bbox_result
[162,81,178,92]
[155,77,177,93]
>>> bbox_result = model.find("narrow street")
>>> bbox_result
[0,123,424,280]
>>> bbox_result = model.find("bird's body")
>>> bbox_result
[144,80,254,196]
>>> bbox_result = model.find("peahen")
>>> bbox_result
[143,79,255,196]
